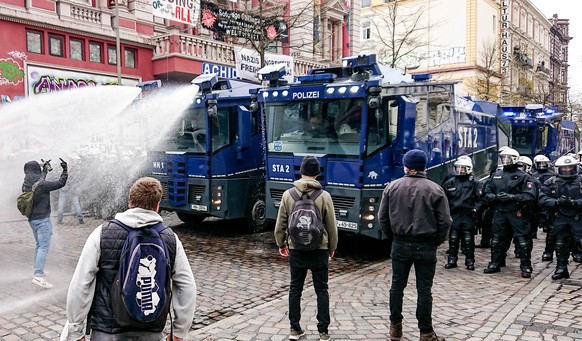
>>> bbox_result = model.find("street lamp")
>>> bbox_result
[114,0,121,85]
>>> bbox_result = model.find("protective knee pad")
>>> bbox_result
[555,234,570,260]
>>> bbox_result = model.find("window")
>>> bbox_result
[89,42,102,63]
[26,31,42,54]
[362,21,371,40]
[124,48,136,68]
[108,45,117,65]
[49,34,64,57]
[70,39,84,61]
[361,0,371,7]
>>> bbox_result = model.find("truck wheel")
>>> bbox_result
[176,212,205,225]
[246,191,269,233]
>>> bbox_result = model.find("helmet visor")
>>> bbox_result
[558,165,577,177]
[455,166,467,175]
[535,161,548,169]
[500,155,514,166]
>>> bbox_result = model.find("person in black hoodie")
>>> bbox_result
[22,158,67,289]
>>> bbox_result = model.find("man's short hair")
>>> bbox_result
[129,177,163,210]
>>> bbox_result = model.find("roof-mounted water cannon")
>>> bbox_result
[192,73,218,94]
[343,54,377,68]
[136,80,162,99]
[368,86,382,109]
[249,88,259,113]
[257,63,287,87]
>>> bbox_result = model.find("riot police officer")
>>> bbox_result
[532,154,556,261]
[483,148,537,278]
[538,155,582,280]
[517,156,541,239]
[442,156,483,270]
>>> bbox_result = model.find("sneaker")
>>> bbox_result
[319,332,331,341]
[78,218,84,225]
[32,277,53,289]
[289,328,305,340]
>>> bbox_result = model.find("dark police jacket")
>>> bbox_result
[539,175,582,217]
[442,174,484,214]
[484,165,536,212]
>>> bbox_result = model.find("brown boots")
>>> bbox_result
[389,323,402,340]
[419,331,445,341]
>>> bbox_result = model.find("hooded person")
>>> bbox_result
[22,158,68,289]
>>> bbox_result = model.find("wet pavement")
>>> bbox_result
[0,213,581,341]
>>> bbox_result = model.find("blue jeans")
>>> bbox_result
[390,240,437,334]
[29,217,53,277]
[57,190,83,220]
[288,249,330,333]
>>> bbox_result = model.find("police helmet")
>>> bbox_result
[498,146,509,154]
[517,156,533,173]
[499,147,519,166]
[533,154,550,170]
[555,155,579,178]
[454,155,473,175]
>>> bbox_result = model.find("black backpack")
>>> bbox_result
[109,220,173,331]
[287,189,325,251]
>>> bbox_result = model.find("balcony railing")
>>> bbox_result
[514,51,533,68]
[152,33,328,76]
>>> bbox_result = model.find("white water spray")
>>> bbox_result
[0,84,200,221]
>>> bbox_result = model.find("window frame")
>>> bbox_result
[107,45,117,65]
[26,30,43,54]
[362,21,371,40]
[48,34,65,57]
[124,47,137,69]
[89,41,103,63]
[69,38,85,61]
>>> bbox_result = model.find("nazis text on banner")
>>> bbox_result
[234,47,294,83]
[152,0,200,26]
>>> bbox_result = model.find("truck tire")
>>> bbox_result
[246,190,269,233]
[177,212,205,225]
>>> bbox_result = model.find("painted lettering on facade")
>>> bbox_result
[0,58,25,85]
[32,76,101,95]
[500,0,510,74]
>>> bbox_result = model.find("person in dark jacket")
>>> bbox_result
[532,154,556,261]
[442,156,483,270]
[483,148,537,278]
[378,149,451,341]
[22,159,68,289]
[538,155,582,280]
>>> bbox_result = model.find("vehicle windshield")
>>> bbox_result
[265,99,364,156]
[152,107,207,153]
[512,125,545,156]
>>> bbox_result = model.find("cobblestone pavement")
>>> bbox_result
[1,213,581,341]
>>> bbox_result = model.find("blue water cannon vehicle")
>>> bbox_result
[149,74,268,231]
[254,54,509,240]
[501,104,579,160]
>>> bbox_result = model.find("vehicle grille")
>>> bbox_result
[270,188,285,201]
[331,195,355,211]
[188,184,206,204]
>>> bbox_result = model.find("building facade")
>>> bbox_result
[548,14,571,112]
[0,0,360,100]
[359,0,570,108]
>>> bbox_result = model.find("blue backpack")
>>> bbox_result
[110,220,173,330]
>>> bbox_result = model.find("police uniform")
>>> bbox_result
[532,167,556,261]
[442,174,483,270]
[484,164,537,277]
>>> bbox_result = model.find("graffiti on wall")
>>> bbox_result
[429,47,466,67]
[27,65,139,96]
[0,51,27,86]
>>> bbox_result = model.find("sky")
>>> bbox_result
[531,0,582,96]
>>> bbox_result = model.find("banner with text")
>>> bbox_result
[200,1,288,42]
[234,47,293,83]
[152,0,200,26]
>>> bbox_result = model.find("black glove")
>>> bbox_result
[496,192,511,202]
[485,193,495,202]
[557,196,573,207]
[59,157,68,170]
